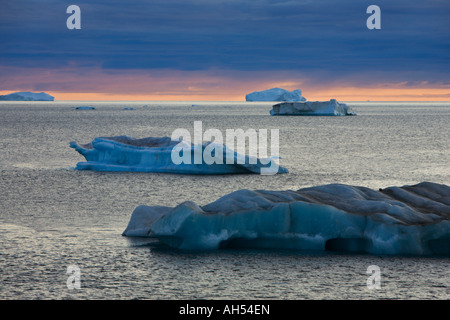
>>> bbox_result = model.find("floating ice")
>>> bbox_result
[75,106,95,110]
[0,91,54,101]
[270,99,356,116]
[123,182,450,255]
[70,135,288,175]
[246,88,306,102]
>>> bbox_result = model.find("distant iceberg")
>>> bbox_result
[123,182,450,255]
[0,91,54,101]
[246,88,306,102]
[75,106,95,110]
[270,99,356,116]
[70,135,288,175]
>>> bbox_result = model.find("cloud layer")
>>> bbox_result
[1,0,449,100]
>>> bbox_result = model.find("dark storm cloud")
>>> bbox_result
[0,0,449,84]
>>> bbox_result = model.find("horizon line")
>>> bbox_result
[1,88,450,103]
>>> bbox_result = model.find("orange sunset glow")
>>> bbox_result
[1,85,448,102]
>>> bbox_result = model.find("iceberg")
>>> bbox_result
[0,91,54,101]
[70,135,288,175]
[75,106,95,110]
[122,182,450,255]
[270,99,356,116]
[246,88,306,102]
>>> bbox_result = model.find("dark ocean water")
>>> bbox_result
[0,101,448,299]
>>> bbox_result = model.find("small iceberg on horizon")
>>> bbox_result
[70,135,288,175]
[270,99,355,116]
[246,88,306,102]
[75,106,95,110]
[122,181,450,255]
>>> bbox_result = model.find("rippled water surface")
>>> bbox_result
[0,101,448,299]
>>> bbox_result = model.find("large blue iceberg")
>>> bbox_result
[123,182,450,255]
[70,136,287,175]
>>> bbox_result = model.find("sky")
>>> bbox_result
[0,0,449,101]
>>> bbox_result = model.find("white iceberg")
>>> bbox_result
[270,99,356,116]
[123,182,450,255]
[0,91,54,101]
[246,88,306,102]
[70,135,288,175]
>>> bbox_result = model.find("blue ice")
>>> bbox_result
[123,182,450,255]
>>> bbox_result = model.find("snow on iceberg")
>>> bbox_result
[246,88,306,102]
[270,99,356,116]
[122,182,450,255]
[0,91,54,101]
[70,135,288,175]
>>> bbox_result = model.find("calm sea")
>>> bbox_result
[0,101,448,299]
